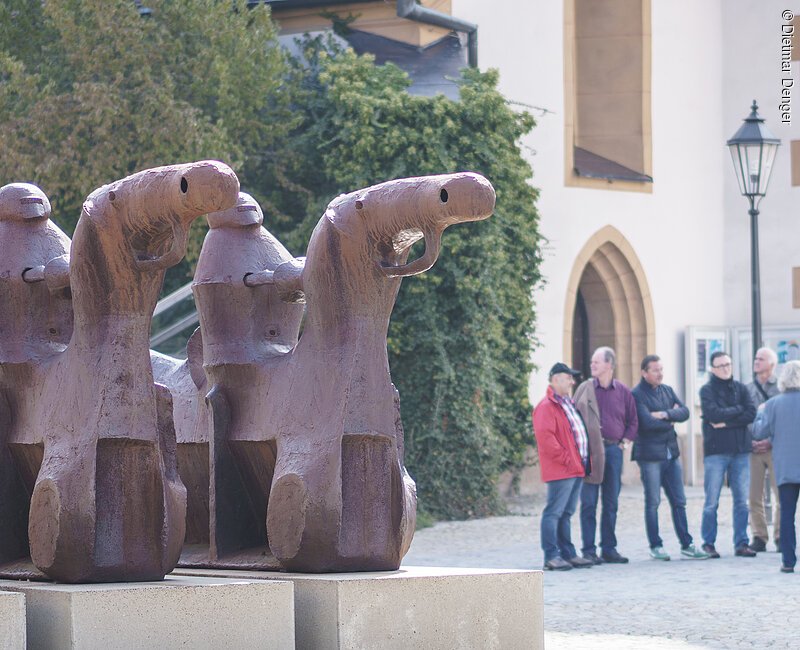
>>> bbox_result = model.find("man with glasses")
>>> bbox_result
[699,350,757,558]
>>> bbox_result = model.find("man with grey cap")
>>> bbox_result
[533,363,594,570]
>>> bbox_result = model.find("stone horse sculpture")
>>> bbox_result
[0,161,239,582]
[155,172,495,572]
[0,183,72,569]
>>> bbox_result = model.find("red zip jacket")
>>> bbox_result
[532,386,586,482]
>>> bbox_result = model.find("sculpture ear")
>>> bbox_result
[186,327,206,391]
[325,202,362,240]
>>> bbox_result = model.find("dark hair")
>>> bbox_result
[641,354,660,372]
[709,350,729,366]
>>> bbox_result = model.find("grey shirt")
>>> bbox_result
[746,375,779,436]
[753,390,800,485]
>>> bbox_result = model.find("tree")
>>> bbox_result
[0,0,294,291]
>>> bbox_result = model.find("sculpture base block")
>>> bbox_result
[176,566,543,649]
[0,590,25,650]
[0,575,294,650]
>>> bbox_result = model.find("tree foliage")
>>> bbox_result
[0,3,542,519]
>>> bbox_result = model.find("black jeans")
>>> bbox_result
[779,483,800,568]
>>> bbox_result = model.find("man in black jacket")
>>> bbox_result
[699,350,757,558]
[633,355,709,560]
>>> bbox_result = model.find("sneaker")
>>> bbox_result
[680,544,710,560]
[749,537,767,553]
[582,552,604,566]
[567,555,593,569]
[601,549,629,564]
[735,544,757,557]
[544,557,572,571]
[649,546,670,561]
[701,543,720,559]
[780,565,794,573]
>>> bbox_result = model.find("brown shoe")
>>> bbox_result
[544,557,572,571]
[735,544,757,557]
[781,565,794,573]
[749,537,767,553]
[568,555,594,569]
[701,543,720,559]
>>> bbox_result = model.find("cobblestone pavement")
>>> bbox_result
[403,485,797,649]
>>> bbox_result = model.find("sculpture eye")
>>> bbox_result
[180,177,188,193]
[355,200,364,210]
[440,189,448,203]
[108,191,117,202]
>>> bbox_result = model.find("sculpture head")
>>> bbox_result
[83,160,239,272]
[324,172,495,278]
[206,192,263,229]
[0,183,52,222]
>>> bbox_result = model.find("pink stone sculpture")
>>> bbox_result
[0,162,239,582]
[155,173,495,572]
[0,183,72,569]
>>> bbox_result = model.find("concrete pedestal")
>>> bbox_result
[176,566,543,650]
[0,590,25,650]
[0,575,294,650]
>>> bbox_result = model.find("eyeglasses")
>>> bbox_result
[712,363,732,369]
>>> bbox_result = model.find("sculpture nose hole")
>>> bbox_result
[440,189,448,203]
[180,177,188,194]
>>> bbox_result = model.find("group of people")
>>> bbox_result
[532,345,800,573]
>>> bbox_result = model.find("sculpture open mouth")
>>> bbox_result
[376,227,442,278]
[131,219,188,272]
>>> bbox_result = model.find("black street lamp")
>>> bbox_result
[726,100,781,355]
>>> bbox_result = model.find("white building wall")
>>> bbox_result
[722,1,800,335]
[452,0,728,401]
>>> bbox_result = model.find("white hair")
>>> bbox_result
[594,346,616,369]
[778,360,800,392]
[756,347,778,367]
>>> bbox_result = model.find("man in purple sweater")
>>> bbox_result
[574,347,638,564]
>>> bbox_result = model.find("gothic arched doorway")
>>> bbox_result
[564,226,655,388]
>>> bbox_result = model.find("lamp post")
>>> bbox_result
[726,100,781,355]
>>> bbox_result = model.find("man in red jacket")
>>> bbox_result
[533,363,594,571]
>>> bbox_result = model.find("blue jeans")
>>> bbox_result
[580,443,623,555]
[702,452,750,548]
[541,477,582,561]
[778,483,800,569]
[638,458,692,549]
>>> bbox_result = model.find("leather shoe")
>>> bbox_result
[701,543,720,559]
[735,544,757,557]
[749,537,766,553]
[568,555,593,569]
[544,557,572,571]
[582,552,603,565]
[781,565,794,573]
[601,549,629,564]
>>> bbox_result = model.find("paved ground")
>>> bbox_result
[403,485,796,649]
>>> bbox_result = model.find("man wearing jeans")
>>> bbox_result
[746,347,780,553]
[575,347,638,564]
[533,363,594,571]
[699,351,757,558]
[632,355,708,560]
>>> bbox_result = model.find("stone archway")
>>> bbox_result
[563,226,655,387]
